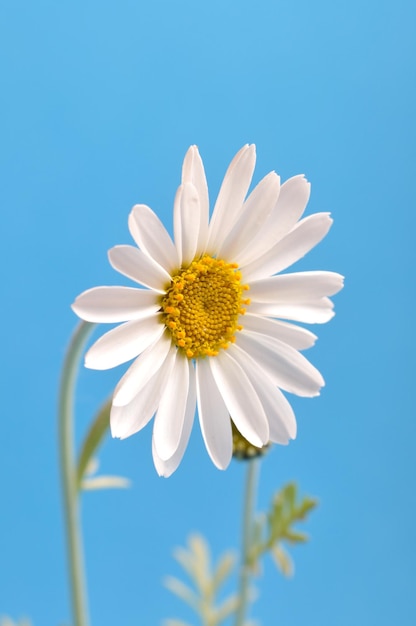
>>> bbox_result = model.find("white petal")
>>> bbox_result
[248,297,335,324]
[268,173,310,231]
[177,182,201,266]
[209,350,269,446]
[249,271,345,302]
[243,314,317,350]
[71,286,159,323]
[152,361,196,477]
[110,379,158,439]
[241,175,310,266]
[230,344,297,442]
[112,332,172,406]
[181,145,209,255]
[85,316,164,370]
[207,145,256,252]
[267,388,297,443]
[236,330,324,397]
[218,172,280,261]
[128,204,179,273]
[108,245,171,293]
[242,213,333,281]
[196,358,233,470]
[111,345,176,439]
[153,351,190,460]
[173,185,183,264]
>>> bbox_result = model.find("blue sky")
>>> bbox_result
[1,0,415,624]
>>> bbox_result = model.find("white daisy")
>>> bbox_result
[72,145,343,476]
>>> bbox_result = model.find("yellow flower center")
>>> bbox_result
[161,255,250,359]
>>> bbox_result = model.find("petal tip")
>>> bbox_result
[83,354,95,370]
[129,204,142,220]
[213,456,231,471]
[154,463,171,478]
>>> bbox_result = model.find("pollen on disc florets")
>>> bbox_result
[161,255,250,359]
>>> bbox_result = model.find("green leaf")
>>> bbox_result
[81,475,131,490]
[283,482,296,508]
[164,576,199,610]
[271,544,294,578]
[284,530,308,544]
[188,533,211,594]
[84,456,99,476]
[214,593,240,623]
[298,497,318,518]
[173,545,196,579]
[173,544,205,592]
[212,551,236,591]
[251,482,318,578]
[76,397,112,489]
[165,534,239,626]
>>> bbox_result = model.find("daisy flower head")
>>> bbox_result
[72,145,344,477]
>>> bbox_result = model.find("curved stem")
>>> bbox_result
[234,458,259,626]
[58,321,95,626]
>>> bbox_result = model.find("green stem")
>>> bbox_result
[58,321,95,626]
[234,458,259,626]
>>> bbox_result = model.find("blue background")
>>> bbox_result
[1,0,414,624]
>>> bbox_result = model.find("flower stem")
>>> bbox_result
[58,321,95,626]
[235,458,259,626]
